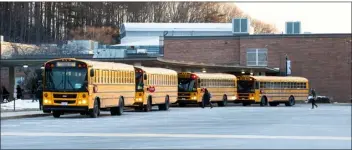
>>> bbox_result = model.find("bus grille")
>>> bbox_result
[178,93,191,97]
[238,93,250,99]
[53,94,77,99]
[54,100,76,104]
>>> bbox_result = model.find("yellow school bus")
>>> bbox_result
[42,58,135,118]
[236,75,309,106]
[130,66,178,112]
[177,72,237,107]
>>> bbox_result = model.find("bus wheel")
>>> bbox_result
[285,96,295,106]
[144,97,152,112]
[110,97,124,116]
[218,95,228,107]
[260,97,267,107]
[116,97,124,115]
[53,111,61,118]
[80,112,86,115]
[159,96,170,111]
[89,99,99,118]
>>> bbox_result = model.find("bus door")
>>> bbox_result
[135,69,145,103]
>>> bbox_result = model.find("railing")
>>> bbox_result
[1,93,42,112]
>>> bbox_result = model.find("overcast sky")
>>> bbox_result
[235,3,351,33]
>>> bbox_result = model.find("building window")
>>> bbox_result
[246,48,268,66]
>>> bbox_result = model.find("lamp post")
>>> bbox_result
[285,54,288,76]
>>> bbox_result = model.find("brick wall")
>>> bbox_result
[164,35,352,102]
[164,39,240,65]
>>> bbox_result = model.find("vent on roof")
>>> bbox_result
[232,18,251,34]
[285,21,301,34]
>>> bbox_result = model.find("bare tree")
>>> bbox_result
[0,2,279,46]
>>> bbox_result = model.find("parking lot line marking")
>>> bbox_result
[1,132,351,141]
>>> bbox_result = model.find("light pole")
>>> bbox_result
[285,54,288,76]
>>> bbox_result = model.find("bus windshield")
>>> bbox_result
[238,80,255,93]
[178,78,197,92]
[44,67,88,92]
[135,72,144,92]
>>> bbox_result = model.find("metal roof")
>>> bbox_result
[135,66,177,75]
[44,58,135,71]
[122,23,233,32]
[249,76,308,82]
[186,72,237,80]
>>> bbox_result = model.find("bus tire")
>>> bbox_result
[116,97,124,115]
[260,97,267,107]
[110,97,124,116]
[218,95,228,107]
[144,96,152,112]
[80,112,86,115]
[285,96,295,106]
[89,99,100,118]
[53,111,61,118]
[159,96,170,111]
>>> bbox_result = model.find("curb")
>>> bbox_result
[1,113,51,120]
[1,108,40,112]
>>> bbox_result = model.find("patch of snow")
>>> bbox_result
[1,99,40,110]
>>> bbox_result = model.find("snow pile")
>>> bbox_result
[1,100,40,110]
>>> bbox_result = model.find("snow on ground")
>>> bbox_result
[1,100,39,110]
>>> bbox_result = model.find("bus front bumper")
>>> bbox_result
[234,99,256,103]
[43,105,89,113]
[177,99,199,104]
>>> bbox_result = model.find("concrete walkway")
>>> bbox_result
[1,110,50,120]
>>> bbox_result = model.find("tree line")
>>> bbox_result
[0,2,278,45]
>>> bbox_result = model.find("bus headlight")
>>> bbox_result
[231,96,237,100]
[191,96,197,100]
[250,97,254,100]
[135,98,142,101]
[44,99,51,104]
[78,100,87,104]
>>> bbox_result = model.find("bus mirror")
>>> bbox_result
[90,69,95,77]
[143,74,147,80]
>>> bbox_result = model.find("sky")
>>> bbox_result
[234,3,351,33]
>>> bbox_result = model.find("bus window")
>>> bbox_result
[255,82,259,89]
[178,78,197,92]
[135,71,144,91]
[95,69,98,83]
[237,79,255,93]
[44,67,88,92]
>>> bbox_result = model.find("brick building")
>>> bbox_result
[164,34,352,103]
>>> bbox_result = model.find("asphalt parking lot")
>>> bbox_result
[1,104,351,149]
